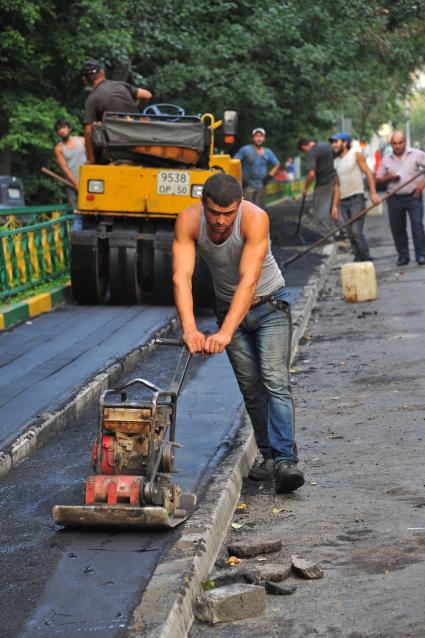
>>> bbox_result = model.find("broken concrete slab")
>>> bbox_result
[205,569,247,588]
[264,581,297,596]
[243,560,291,584]
[291,555,324,579]
[227,538,282,558]
[195,583,266,624]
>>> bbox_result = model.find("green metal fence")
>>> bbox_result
[0,204,74,301]
[266,178,305,205]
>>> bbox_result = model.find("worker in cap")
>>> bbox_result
[82,59,152,163]
[331,132,380,261]
[235,127,280,208]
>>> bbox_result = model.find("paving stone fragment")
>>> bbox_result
[243,560,291,584]
[227,538,282,558]
[207,569,247,588]
[291,555,324,579]
[264,581,297,596]
[195,584,266,624]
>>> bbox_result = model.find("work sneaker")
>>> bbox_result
[274,461,304,493]
[248,457,274,481]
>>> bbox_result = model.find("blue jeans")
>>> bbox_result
[387,194,425,261]
[215,286,298,464]
[339,194,371,261]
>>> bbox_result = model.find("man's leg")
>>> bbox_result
[387,197,409,261]
[216,299,271,460]
[243,185,255,203]
[252,298,297,464]
[248,294,304,493]
[339,199,356,258]
[225,327,272,460]
[406,196,425,262]
[254,187,266,210]
[349,194,372,261]
[313,181,336,235]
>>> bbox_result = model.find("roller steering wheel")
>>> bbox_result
[142,103,186,122]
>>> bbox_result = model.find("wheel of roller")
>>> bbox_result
[192,254,215,309]
[109,244,142,304]
[153,245,174,305]
[70,237,108,304]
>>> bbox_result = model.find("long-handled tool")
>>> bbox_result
[284,172,424,267]
[41,166,77,191]
[293,193,307,244]
[53,338,196,529]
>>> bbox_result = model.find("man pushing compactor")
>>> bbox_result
[172,173,304,493]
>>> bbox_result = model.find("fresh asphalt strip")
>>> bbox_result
[128,243,337,638]
[0,241,336,638]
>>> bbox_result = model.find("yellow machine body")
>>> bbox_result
[77,155,241,218]
[70,112,241,305]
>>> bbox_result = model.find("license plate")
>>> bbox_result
[157,171,190,196]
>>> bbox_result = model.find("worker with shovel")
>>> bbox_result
[331,132,380,262]
[173,173,304,494]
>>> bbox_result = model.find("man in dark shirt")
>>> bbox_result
[298,138,337,235]
[82,60,152,163]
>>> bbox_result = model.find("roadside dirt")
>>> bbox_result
[190,214,425,638]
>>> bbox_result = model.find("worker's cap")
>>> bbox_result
[252,127,266,136]
[329,132,351,143]
[81,59,102,78]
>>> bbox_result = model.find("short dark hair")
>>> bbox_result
[202,173,242,206]
[297,138,311,150]
[55,119,72,131]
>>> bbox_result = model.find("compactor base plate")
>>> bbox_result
[53,493,196,530]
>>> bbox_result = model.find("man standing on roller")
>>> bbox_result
[172,173,304,493]
[82,59,152,163]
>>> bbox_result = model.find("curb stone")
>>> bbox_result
[127,241,338,638]
[0,283,71,331]
[0,317,179,479]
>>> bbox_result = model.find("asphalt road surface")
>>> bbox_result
[0,198,327,638]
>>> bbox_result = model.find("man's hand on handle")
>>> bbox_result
[182,329,206,355]
[203,330,232,354]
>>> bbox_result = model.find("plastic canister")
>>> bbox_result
[341,261,377,303]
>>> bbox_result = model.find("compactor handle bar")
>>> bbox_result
[155,338,185,347]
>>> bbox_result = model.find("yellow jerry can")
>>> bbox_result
[341,261,377,303]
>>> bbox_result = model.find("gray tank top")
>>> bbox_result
[61,138,87,181]
[198,202,285,302]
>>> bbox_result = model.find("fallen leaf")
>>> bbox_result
[237,503,247,510]
[289,367,299,373]
[258,483,264,491]
[272,507,292,514]
[202,579,216,591]
[309,481,318,486]
[231,522,243,529]
[226,556,241,566]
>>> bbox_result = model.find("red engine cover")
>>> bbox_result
[92,434,115,475]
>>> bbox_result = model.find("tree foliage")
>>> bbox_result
[1,0,424,202]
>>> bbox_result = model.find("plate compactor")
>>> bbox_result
[53,339,196,529]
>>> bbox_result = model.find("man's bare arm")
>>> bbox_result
[204,208,268,354]
[331,175,340,220]
[356,152,380,204]
[84,123,96,164]
[136,88,152,101]
[172,206,206,354]
[269,162,281,178]
[303,169,315,195]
